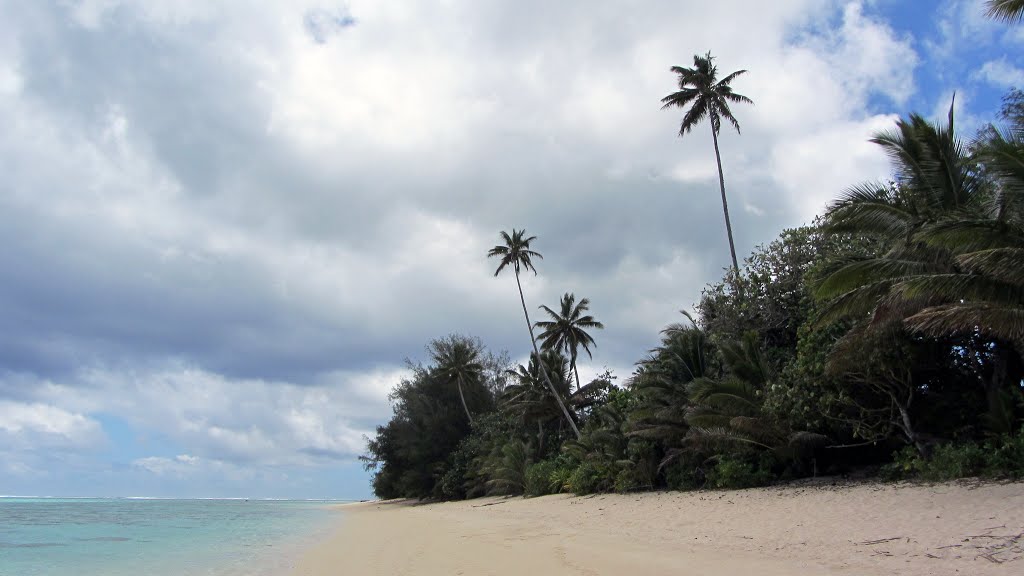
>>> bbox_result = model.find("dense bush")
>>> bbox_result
[524,459,561,497]
[883,431,1024,481]
[706,454,774,489]
[566,461,614,495]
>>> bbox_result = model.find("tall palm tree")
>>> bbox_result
[536,292,605,391]
[488,229,582,439]
[987,0,1024,22]
[662,51,753,277]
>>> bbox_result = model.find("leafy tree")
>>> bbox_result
[536,292,605,391]
[685,332,780,449]
[697,223,884,371]
[429,334,486,423]
[662,51,753,276]
[488,229,582,439]
[361,335,500,499]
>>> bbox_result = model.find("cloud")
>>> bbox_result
[132,454,202,477]
[927,0,1000,66]
[0,400,102,446]
[975,58,1024,88]
[0,0,930,495]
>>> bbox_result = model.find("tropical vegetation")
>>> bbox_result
[362,6,1024,500]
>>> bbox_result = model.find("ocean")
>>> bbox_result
[0,498,342,576]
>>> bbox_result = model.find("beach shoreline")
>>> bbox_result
[291,479,1023,575]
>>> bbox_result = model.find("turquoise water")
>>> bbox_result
[0,498,342,576]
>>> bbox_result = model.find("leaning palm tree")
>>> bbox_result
[536,292,605,391]
[488,229,582,439]
[662,51,753,276]
[987,0,1024,22]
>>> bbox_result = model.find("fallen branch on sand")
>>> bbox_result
[857,537,902,546]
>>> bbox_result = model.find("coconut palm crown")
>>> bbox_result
[536,292,604,391]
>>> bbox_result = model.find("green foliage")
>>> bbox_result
[565,461,613,495]
[986,0,1024,23]
[663,453,708,490]
[485,439,533,495]
[439,412,513,500]
[549,464,575,494]
[983,431,1024,477]
[524,459,561,497]
[361,335,505,499]
[883,443,985,481]
[706,454,774,489]
[882,431,1024,481]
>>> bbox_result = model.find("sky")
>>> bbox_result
[0,0,1021,499]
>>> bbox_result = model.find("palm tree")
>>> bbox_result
[429,335,484,424]
[488,229,582,439]
[536,292,605,391]
[816,101,981,326]
[816,101,1024,442]
[901,122,1024,344]
[662,51,753,277]
[626,311,708,466]
[684,331,784,450]
[987,0,1024,22]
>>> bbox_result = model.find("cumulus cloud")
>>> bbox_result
[132,454,202,477]
[975,58,1024,88]
[0,0,934,495]
[0,400,102,446]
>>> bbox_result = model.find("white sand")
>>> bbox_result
[292,480,1024,575]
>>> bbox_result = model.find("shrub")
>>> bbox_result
[524,460,560,497]
[706,454,773,489]
[924,443,986,481]
[566,461,616,495]
[663,454,708,491]
[549,464,574,493]
[984,430,1024,478]
[881,434,1024,482]
[484,439,532,495]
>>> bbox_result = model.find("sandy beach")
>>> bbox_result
[292,480,1024,576]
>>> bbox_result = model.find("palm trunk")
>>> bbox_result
[515,270,582,439]
[538,420,545,454]
[570,349,581,392]
[456,377,473,424]
[711,123,741,278]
